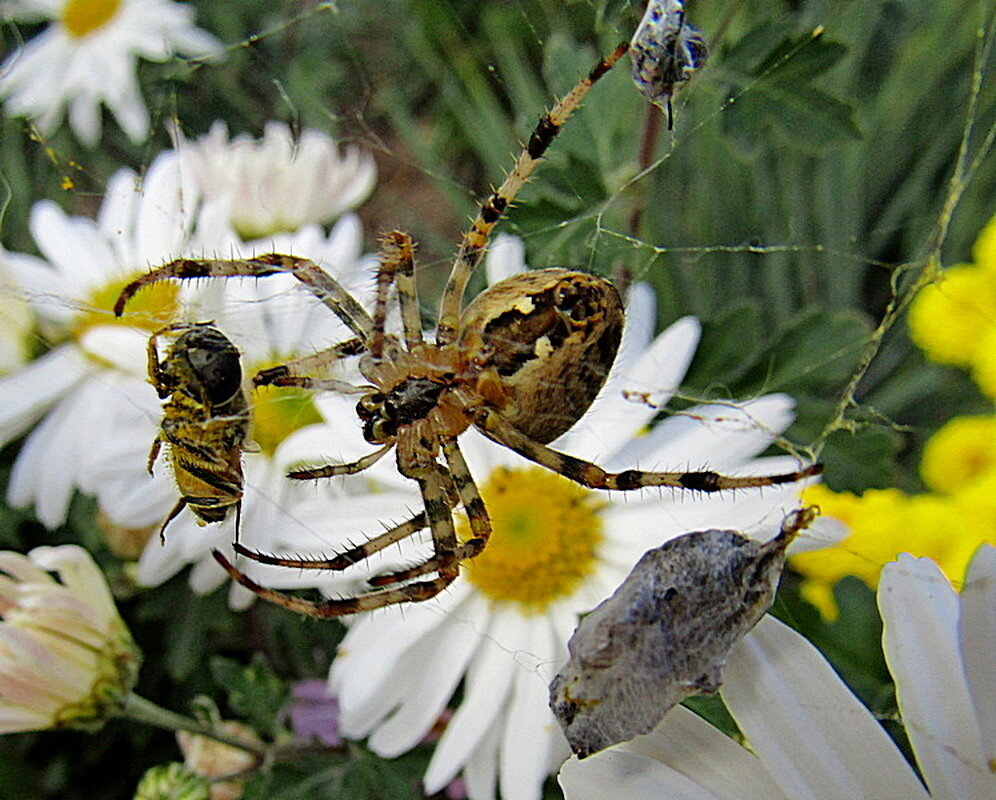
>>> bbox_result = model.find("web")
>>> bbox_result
[0,0,993,797]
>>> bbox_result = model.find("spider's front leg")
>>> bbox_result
[114,255,373,341]
[472,407,822,492]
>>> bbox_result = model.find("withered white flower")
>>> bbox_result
[0,545,140,732]
[182,121,377,240]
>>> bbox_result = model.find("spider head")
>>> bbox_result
[356,377,450,444]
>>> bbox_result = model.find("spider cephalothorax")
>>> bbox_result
[115,44,819,616]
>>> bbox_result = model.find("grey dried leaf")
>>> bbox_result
[550,507,818,759]
[629,0,708,128]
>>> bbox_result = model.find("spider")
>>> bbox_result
[114,42,820,616]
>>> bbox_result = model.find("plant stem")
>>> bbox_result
[120,693,268,762]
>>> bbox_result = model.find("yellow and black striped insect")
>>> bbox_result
[147,322,249,541]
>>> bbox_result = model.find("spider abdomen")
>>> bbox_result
[460,268,624,443]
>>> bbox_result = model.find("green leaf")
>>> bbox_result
[737,308,871,395]
[819,427,901,493]
[683,302,765,392]
[211,654,289,738]
[721,28,862,155]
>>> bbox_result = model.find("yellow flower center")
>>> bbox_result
[72,278,180,342]
[250,363,323,457]
[61,0,121,38]
[461,466,605,614]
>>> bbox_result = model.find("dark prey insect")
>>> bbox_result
[147,322,249,542]
[115,43,819,616]
[630,0,708,128]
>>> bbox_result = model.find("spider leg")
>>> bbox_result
[213,547,455,616]
[473,407,822,492]
[114,255,373,341]
[435,42,628,344]
[367,438,491,588]
[216,448,463,616]
[370,231,423,359]
[234,455,461,570]
[233,509,427,570]
[287,443,393,480]
[253,339,366,390]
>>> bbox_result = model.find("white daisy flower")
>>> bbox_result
[181,121,378,240]
[0,150,198,529]
[261,234,833,800]
[0,544,140,733]
[0,129,378,608]
[559,545,996,800]
[0,0,221,146]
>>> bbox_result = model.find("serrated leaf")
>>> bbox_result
[211,654,289,738]
[737,309,870,395]
[819,427,900,492]
[721,29,862,154]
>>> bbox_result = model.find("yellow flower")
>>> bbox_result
[0,546,141,732]
[919,414,996,494]
[971,214,996,272]
[790,486,970,619]
[970,326,996,398]
[907,264,996,367]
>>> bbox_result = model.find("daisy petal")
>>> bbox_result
[880,554,990,799]
[724,615,929,800]
[368,595,486,757]
[959,545,996,773]
[424,610,520,793]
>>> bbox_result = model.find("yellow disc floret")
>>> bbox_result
[72,277,180,340]
[250,364,323,457]
[462,466,605,614]
[61,0,122,38]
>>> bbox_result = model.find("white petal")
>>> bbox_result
[0,345,88,446]
[880,554,990,799]
[331,594,459,736]
[959,545,996,773]
[464,717,502,800]
[368,594,486,757]
[499,618,562,800]
[424,610,520,793]
[616,705,785,799]
[724,616,928,800]
[485,234,526,285]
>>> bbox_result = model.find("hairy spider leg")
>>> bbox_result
[473,407,823,492]
[367,437,491,587]
[115,255,374,342]
[370,231,423,359]
[434,42,629,345]
[253,338,366,391]
[231,510,428,571]
[287,443,392,481]
[214,450,463,616]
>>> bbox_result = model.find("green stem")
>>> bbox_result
[119,693,268,763]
